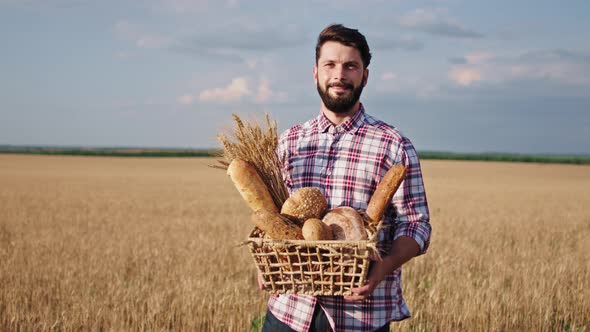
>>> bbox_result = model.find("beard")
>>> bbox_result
[316,77,365,114]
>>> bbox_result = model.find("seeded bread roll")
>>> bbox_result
[366,164,407,224]
[322,207,367,241]
[281,187,328,224]
[250,209,303,240]
[227,158,278,212]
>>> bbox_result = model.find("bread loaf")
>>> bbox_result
[322,207,367,241]
[366,164,407,224]
[251,209,303,240]
[302,218,333,241]
[281,187,328,224]
[227,158,278,212]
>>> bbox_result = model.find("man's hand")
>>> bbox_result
[257,272,265,290]
[344,236,421,302]
[344,262,386,301]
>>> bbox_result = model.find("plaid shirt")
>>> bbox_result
[268,105,431,332]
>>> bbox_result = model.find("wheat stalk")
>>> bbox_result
[216,113,289,209]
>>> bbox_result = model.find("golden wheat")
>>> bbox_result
[217,113,288,209]
[0,155,588,331]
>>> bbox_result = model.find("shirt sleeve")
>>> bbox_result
[390,137,431,255]
[276,129,293,190]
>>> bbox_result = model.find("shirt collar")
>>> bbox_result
[317,104,366,135]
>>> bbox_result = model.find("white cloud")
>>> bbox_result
[177,94,194,105]
[375,72,442,99]
[448,49,590,87]
[398,8,483,38]
[465,52,494,64]
[256,79,272,103]
[255,78,288,103]
[198,77,251,103]
[449,67,482,86]
[245,58,258,69]
[399,8,438,27]
[510,62,590,85]
[180,76,288,105]
[172,20,305,58]
[381,72,396,81]
[378,48,590,97]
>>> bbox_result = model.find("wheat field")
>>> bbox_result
[0,154,588,331]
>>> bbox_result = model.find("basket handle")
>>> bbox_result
[238,238,263,247]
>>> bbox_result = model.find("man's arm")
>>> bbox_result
[346,138,431,301]
[344,236,419,301]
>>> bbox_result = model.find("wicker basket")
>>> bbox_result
[245,211,382,296]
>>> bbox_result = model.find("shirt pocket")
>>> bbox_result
[287,150,324,191]
[348,163,379,209]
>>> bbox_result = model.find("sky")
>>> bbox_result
[1,0,589,154]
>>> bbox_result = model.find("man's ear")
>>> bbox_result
[363,69,369,87]
[313,66,318,85]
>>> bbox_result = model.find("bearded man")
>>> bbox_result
[261,24,432,332]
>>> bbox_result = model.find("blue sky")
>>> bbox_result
[1,0,589,154]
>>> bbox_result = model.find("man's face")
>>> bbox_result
[314,41,368,114]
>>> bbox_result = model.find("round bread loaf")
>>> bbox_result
[281,187,328,223]
[322,207,367,241]
[302,218,333,241]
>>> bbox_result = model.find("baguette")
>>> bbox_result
[251,209,303,240]
[366,164,407,224]
[227,158,278,212]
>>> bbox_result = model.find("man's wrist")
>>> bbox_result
[375,236,420,278]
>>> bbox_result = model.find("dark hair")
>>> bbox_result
[315,24,372,69]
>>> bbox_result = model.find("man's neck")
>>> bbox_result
[321,102,361,126]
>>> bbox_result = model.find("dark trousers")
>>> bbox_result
[261,304,391,332]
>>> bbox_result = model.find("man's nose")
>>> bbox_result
[332,64,346,80]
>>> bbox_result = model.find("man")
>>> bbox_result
[261,24,431,332]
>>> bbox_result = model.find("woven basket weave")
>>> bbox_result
[245,211,382,296]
